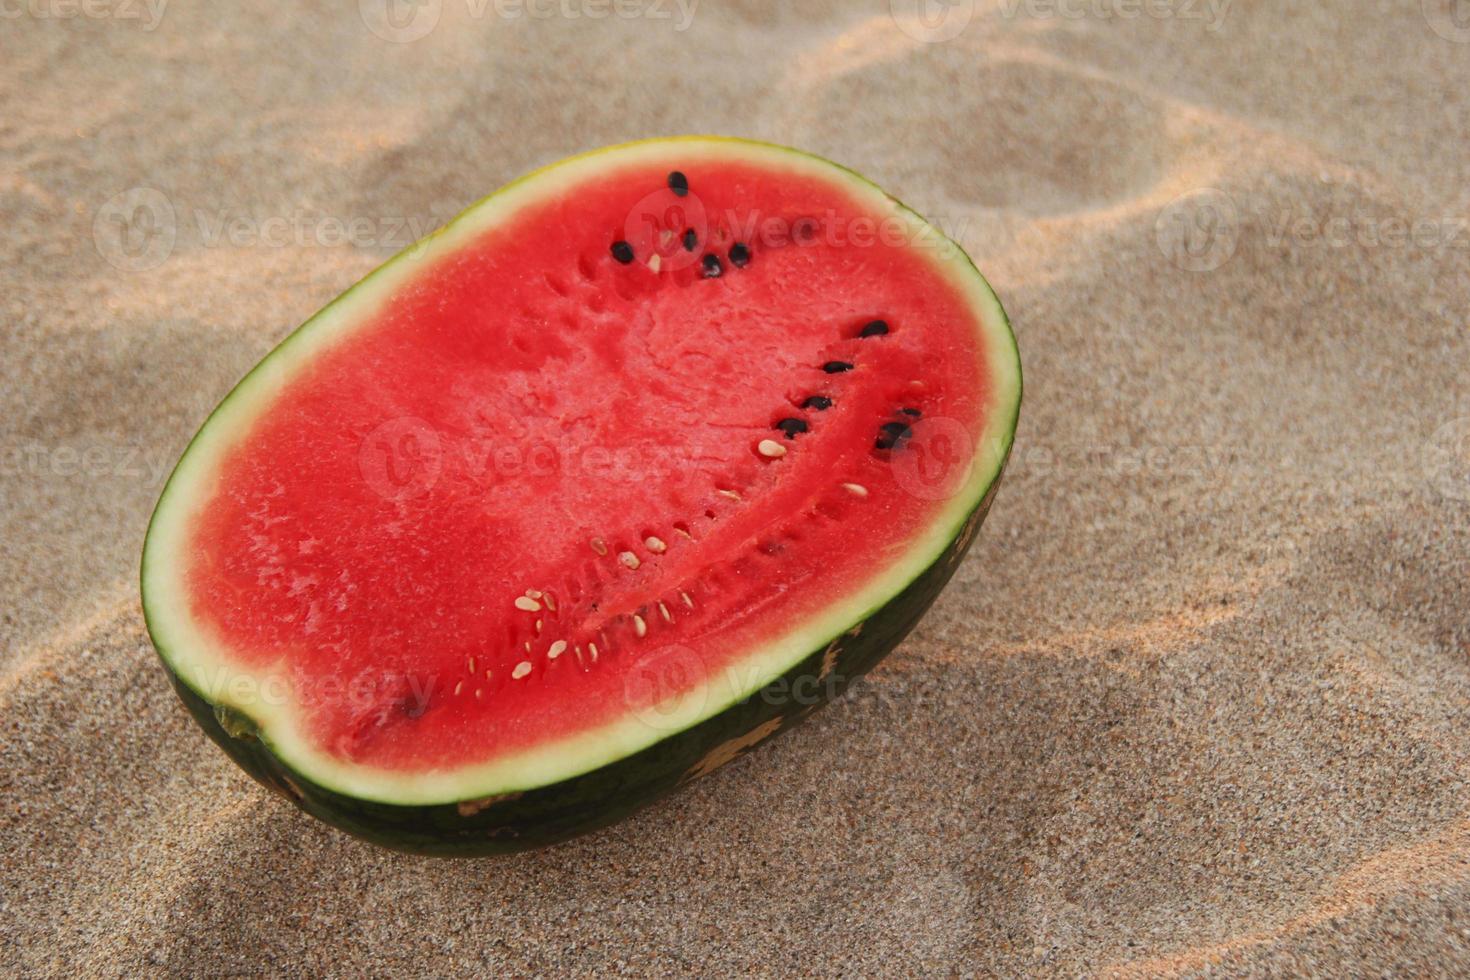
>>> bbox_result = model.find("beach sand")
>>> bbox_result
[3,1,1469,974]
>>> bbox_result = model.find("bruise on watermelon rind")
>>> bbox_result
[140,136,1022,853]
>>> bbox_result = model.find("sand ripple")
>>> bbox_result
[4,1,1470,975]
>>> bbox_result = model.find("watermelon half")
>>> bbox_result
[141,137,1022,854]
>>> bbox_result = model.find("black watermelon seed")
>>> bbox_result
[774,418,809,438]
[801,395,833,410]
[822,361,854,374]
[701,254,723,278]
[729,242,751,267]
[876,421,912,451]
[668,171,689,197]
[900,407,922,417]
[682,228,697,251]
[611,241,635,264]
[859,319,889,337]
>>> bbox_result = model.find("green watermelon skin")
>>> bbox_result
[167,481,1003,856]
[143,137,1023,854]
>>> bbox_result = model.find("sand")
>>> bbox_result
[3,0,1470,975]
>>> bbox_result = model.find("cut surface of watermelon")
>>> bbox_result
[142,137,1020,835]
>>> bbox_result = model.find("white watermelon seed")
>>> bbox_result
[619,551,641,570]
[633,614,647,637]
[645,535,666,553]
[757,439,786,459]
[513,661,532,680]
[514,596,542,612]
[843,483,869,497]
[548,640,568,659]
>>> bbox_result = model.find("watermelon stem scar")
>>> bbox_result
[141,136,1021,854]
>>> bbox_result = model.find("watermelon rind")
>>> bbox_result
[140,136,1022,852]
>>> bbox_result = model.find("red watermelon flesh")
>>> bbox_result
[144,138,1020,805]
